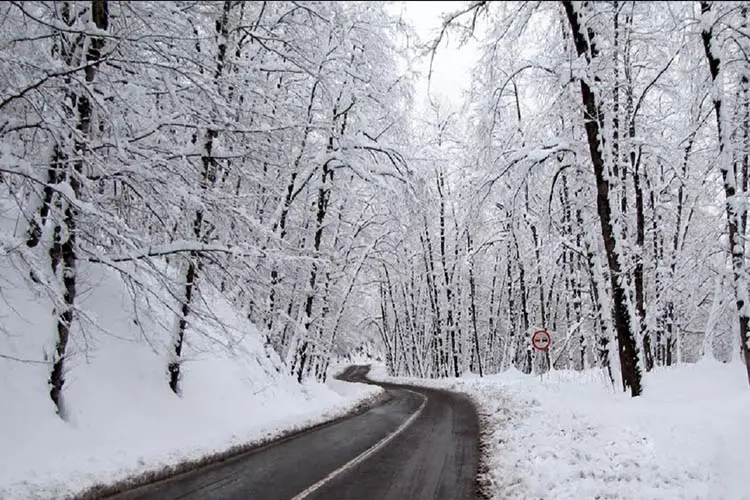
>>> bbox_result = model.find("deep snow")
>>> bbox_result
[370,359,750,500]
[0,259,381,500]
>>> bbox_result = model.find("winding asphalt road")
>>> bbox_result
[108,365,479,500]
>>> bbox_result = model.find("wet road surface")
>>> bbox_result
[107,365,479,500]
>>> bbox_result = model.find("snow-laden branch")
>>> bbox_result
[87,241,248,263]
[0,58,110,112]
[629,47,683,130]
[0,352,50,365]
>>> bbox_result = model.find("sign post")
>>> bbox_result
[531,329,551,379]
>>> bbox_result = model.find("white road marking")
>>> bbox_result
[289,389,428,500]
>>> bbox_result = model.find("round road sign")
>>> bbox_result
[531,329,551,351]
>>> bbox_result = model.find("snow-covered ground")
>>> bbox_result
[0,259,382,500]
[370,360,750,500]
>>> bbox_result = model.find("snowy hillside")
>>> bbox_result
[371,362,750,500]
[0,259,381,500]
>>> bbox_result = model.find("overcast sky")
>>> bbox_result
[390,1,480,113]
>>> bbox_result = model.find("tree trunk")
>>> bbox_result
[486,251,501,373]
[627,33,652,370]
[436,169,459,377]
[504,234,517,370]
[562,0,642,396]
[268,76,321,333]
[700,1,750,384]
[294,161,332,382]
[49,0,109,416]
[467,233,483,376]
[420,220,445,377]
[169,0,231,394]
[169,259,196,393]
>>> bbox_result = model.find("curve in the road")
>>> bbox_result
[106,365,480,500]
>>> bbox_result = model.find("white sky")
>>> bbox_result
[390,1,480,113]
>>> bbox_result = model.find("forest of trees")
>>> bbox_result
[2,0,750,417]
[372,0,750,396]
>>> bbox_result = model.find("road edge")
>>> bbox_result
[362,369,491,500]
[75,373,390,500]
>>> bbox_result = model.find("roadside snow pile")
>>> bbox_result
[370,361,750,500]
[0,260,381,500]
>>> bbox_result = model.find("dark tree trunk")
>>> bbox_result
[27,1,84,250]
[379,283,395,374]
[700,1,750,384]
[49,205,77,414]
[170,1,231,394]
[562,0,642,396]
[27,147,64,249]
[421,219,446,377]
[169,259,196,393]
[467,233,483,377]
[268,77,320,334]
[294,162,332,381]
[505,236,517,370]
[436,169,459,377]
[49,0,109,416]
[622,7,652,371]
[487,251,501,372]
[633,151,652,370]
[512,230,531,373]
[294,86,351,381]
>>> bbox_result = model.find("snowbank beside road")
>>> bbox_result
[370,361,750,500]
[0,261,381,500]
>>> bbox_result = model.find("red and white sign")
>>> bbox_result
[531,329,551,351]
